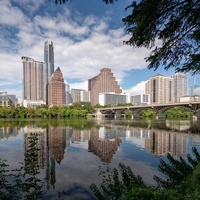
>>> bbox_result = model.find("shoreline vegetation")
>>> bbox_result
[0,104,193,119]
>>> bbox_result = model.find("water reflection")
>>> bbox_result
[1,119,200,199]
[89,127,122,163]
[0,126,19,139]
[145,130,186,158]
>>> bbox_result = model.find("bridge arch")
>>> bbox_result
[129,107,155,119]
[156,106,193,119]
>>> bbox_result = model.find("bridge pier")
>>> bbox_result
[96,109,103,119]
[114,113,122,119]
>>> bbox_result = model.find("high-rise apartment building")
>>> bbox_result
[71,89,85,103]
[70,89,90,104]
[171,73,187,102]
[22,56,46,103]
[44,41,54,81]
[145,74,174,104]
[48,67,66,106]
[88,68,122,106]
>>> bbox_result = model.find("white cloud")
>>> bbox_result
[123,81,146,95]
[69,81,88,91]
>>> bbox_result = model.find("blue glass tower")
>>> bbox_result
[44,41,54,82]
[44,41,54,103]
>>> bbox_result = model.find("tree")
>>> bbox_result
[123,0,200,74]
[90,147,200,200]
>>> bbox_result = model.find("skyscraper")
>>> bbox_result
[48,67,66,106]
[22,56,46,103]
[44,41,54,103]
[44,41,54,81]
[145,74,174,104]
[88,68,122,106]
[171,73,188,102]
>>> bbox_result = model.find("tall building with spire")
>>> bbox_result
[88,68,122,106]
[22,56,46,103]
[48,67,66,106]
[44,41,54,81]
[44,41,54,103]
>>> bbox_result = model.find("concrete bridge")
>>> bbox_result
[95,102,200,120]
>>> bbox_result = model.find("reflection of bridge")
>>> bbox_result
[96,102,200,120]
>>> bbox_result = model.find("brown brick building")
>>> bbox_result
[88,68,122,106]
[48,67,66,106]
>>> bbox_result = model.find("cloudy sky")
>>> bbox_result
[0,0,198,102]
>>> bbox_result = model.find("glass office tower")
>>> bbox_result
[44,41,54,103]
[44,41,54,81]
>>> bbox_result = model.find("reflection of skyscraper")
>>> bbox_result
[23,127,47,169]
[71,129,90,142]
[145,130,186,157]
[46,127,55,190]
[0,126,19,139]
[88,127,122,163]
[48,127,66,164]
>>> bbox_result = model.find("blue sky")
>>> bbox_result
[0,0,199,102]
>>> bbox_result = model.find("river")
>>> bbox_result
[0,118,200,199]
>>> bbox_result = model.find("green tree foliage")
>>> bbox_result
[123,0,200,74]
[165,107,192,119]
[124,109,132,118]
[0,133,44,200]
[91,147,200,200]
[0,104,94,119]
[154,147,200,189]
[140,109,155,119]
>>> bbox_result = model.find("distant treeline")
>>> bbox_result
[0,104,193,119]
[0,103,95,119]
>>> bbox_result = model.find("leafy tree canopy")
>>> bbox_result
[123,0,200,74]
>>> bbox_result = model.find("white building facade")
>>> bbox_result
[99,93,127,106]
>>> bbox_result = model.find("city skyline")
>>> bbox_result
[1,0,200,103]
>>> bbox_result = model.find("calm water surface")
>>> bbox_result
[0,118,200,199]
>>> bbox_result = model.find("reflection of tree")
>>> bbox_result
[0,133,44,200]
[22,133,44,199]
